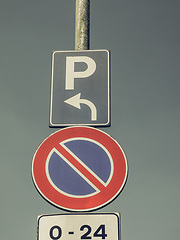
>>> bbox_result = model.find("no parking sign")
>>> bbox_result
[32,126,128,211]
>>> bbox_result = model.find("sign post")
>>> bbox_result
[75,0,90,50]
[32,1,128,240]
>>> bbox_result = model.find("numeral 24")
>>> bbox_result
[80,224,107,239]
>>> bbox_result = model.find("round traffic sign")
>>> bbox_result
[32,126,128,211]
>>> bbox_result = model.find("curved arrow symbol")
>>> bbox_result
[64,93,97,121]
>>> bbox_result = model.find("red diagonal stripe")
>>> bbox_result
[54,143,106,192]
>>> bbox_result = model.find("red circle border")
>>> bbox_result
[32,126,128,211]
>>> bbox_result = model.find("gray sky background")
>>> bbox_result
[0,1,180,240]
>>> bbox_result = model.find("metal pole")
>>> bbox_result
[75,0,90,50]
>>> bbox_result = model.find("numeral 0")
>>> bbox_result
[49,226,62,240]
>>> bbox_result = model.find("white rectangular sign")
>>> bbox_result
[37,213,120,240]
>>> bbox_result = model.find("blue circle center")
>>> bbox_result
[48,139,112,197]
